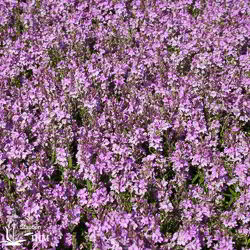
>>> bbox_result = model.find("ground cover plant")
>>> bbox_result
[0,0,249,249]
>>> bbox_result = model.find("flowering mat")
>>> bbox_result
[0,0,250,249]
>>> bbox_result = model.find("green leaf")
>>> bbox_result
[204,185,208,194]
[51,150,56,164]
[227,197,235,207]
[192,173,199,184]
[4,175,12,188]
[245,70,250,78]
[229,187,236,196]
[68,156,73,169]
[199,174,204,185]
[166,45,180,54]
[149,147,156,154]
[223,193,232,197]
[86,180,92,192]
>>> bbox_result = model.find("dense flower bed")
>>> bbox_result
[0,0,249,249]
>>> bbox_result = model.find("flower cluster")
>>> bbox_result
[0,0,249,249]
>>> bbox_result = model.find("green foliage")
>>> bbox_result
[154,162,176,182]
[0,24,6,36]
[245,70,250,78]
[243,236,250,249]
[144,184,158,204]
[24,127,37,144]
[173,247,185,250]
[35,0,42,9]
[68,137,78,167]
[71,102,93,127]
[86,179,93,193]
[191,168,204,185]
[68,176,85,190]
[44,143,66,185]
[25,69,33,79]
[123,127,130,135]
[177,53,196,76]
[223,157,234,179]
[165,165,176,181]
[118,190,133,213]
[9,68,33,88]
[215,183,241,212]
[188,165,208,193]
[201,246,213,250]
[43,140,55,165]
[241,121,250,136]
[55,67,70,83]
[167,45,180,54]
[1,175,19,207]
[10,74,22,88]
[51,149,56,164]
[161,129,184,158]
[187,4,201,18]
[69,177,94,194]
[14,18,25,37]
[220,184,240,210]
[100,173,111,193]
[72,214,93,250]
[67,156,80,171]
[219,221,250,249]
[107,34,120,52]
[48,47,63,68]
[9,6,27,41]
[85,37,98,55]
[72,41,88,62]
[162,136,176,157]
[1,174,12,189]
[160,210,182,235]
[91,19,99,30]
[225,55,238,66]
[139,141,151,156]
[99,173,110,184]
[216,112,232,152]
[50,164,64,184]
[90,152,98,165]
[0,41,4,58]
[149,147,156,154]
[233,234,250,250]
